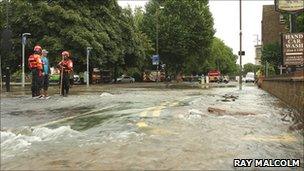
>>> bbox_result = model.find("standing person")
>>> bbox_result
[58,51,73,97]
[41,49,51,99]
[28,45,43,98]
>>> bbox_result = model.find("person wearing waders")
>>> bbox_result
[58,51,73,97]
[41,49,51,99]
[28,45,43,98]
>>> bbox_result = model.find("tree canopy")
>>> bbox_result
[1,0,238,78]
[140,0,215,74]
[0,0,151,74]
[261,42,282,75]
[207,37,238,75]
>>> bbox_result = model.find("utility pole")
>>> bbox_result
[289,14,293,33]
[253,34,260,46]
[86,47,92,87]
[155,6,164,82]
[0,55,2,91]
[239,0,243,90]
[21,33,31,87]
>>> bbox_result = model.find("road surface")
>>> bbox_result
[1,84,303,170]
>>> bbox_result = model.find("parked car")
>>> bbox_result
[73,75,81,85]
[115,76,135,83]
[221,75,229,84]
[245,72,255,83]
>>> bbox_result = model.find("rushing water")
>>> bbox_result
[1,86,303,170]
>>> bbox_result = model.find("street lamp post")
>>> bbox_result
[239,0,243,90]
[86,47,92,87]
[21,33,31,87]
[155,6,164,82]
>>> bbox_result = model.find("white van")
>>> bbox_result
[245,72,255,83]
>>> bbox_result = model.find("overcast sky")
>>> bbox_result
[118,0,275,65]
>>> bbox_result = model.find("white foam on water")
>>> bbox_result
[0,126,79,159]
[189,109,203,115]
[184,109,206,120]
[32,126,79,140]
[100,92,114,97]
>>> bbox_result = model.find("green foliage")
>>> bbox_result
[0,0,152,75]
[243,63,260,75]
[296,13,304,32]
[261,42,282,74]
[1,0,238,77]
[141,0,215,74]
[207,37,238,75]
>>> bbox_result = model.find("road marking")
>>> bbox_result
[152,101,169,117]
[136,121,148,128]
[139,107,155,117]
[35,105,118,128]
[152,106,166,117]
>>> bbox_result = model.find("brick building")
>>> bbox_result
[255,44,262,65]
[261,5,288,45]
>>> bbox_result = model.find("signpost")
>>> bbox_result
[282,32,304,66]
[152,55,160,82]
[152,55,159,65]
[86,47,92,87]
[238,51,245,56]
[275,0,304,13]
[275,0,304,33]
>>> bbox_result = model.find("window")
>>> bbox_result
[279,14,285,24]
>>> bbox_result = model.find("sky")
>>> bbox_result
[118,0,275,65]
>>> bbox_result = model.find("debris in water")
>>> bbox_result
[289,123,304,131]
[207,107,256,116]
[219,94,238,102]
[207,107,226,115]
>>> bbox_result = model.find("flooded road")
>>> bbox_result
[1,85,303,170]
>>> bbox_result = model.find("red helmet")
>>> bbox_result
[61,51,70,57]
[34,45,42,52]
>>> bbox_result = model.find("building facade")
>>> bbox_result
[255,44,262,65]
[261,5,288,45]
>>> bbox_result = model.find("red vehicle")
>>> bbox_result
[208,69,221,82]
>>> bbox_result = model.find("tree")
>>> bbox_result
[206,37,238,75]
[0,0,149,77]
[243,63,260,75]
[295,13,304,32]
[261,42,282,74]
[141,0,215,74]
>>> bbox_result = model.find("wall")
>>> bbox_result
[260,71,304,122]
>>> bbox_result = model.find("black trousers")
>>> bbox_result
[31,69,39,97]
[61,72,70,96]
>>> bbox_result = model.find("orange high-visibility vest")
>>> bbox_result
[28,54,41,69]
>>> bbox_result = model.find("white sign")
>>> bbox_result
[275,0,304,13]
[283,33,304,65]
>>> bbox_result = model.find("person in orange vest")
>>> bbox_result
[58,51,73,97]
[28,45,43,98]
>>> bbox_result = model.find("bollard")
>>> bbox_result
[200,76,205,84]
[5,67,10,92]
[206,76,209,84]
